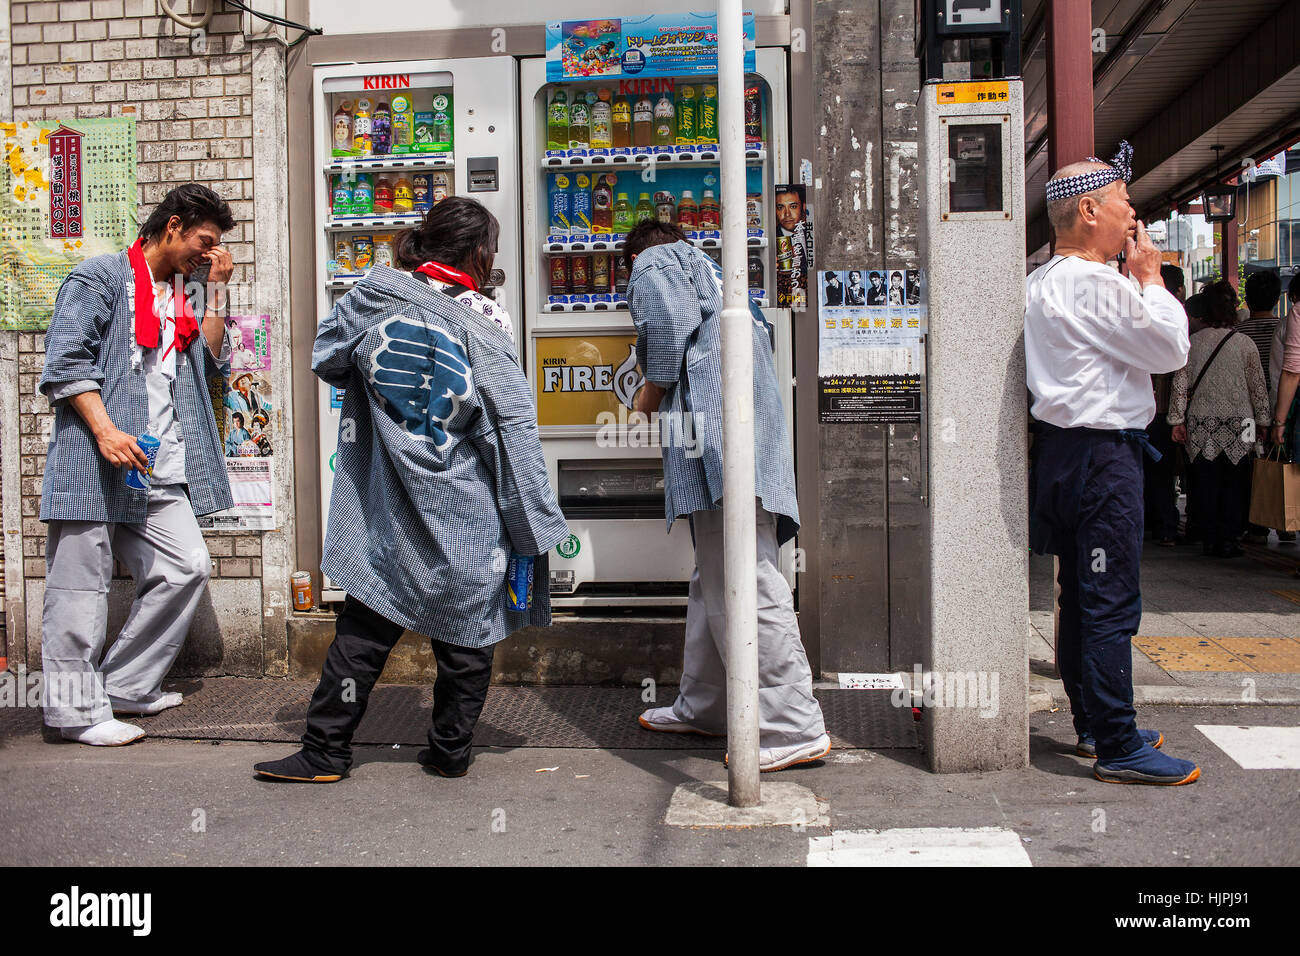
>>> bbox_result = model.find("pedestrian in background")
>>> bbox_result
[1144,264,1187,546]
[38,184,236,746]
[1237,270,1287,542]
[1167,280,1271,558]
[1026,143,1200,785]
[624,219,830,772]
[1270,273,1300,463]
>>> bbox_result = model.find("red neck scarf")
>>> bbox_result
[128,239,199,351]
[415,260,479,293]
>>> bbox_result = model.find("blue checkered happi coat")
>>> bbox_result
[38,251,232,523]
[629,241,799,545]
[314,265,570,646]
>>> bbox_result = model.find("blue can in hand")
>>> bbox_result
[124,434,161,491]
[506,553,534,611]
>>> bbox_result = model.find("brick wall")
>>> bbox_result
[7,0,263,581]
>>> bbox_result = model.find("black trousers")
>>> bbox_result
[300,595,495,774]
[1192,454,1252,549]
[1143,418,1180,540]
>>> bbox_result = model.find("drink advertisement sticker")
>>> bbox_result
[546,13,756,82]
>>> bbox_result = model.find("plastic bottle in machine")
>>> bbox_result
[611,96,632,149]
[548,172,572,235]
[569,92,591,150]
[592,253,611,294]
[412,172,431,212]
[373,175,394,213]
[697,85,718,145]
[676,190,698,231]
[431,93,453,149]
[547,89,569,150]
[350,173,373,215]
[675,87,696,147]
[393,175,414,213]
[391,94,414,150]
[571,173,594,234]
[652,94,675,148]
[352,98,372,155]
[748,253,765,295]
[612,191,634,234]
[655,190,676,224]
[371,100,392,155]
[431,171,451,204]
[698,189,720,231]
[633,96,653,148]
[635,192,654,225]
[744,84,762,144]
[331,175,352,217]
[332,100,353,153]
[591,89,613,150]
[591,174,614,234]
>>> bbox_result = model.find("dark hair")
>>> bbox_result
[394,196,500,289]
[139,183,234,242]
[232,412,244,427]
[1160,263,1184,295]
[1244,269,1281,313]
[1289,272,1300,303]
[848,270,861,282]
[1197,279,1239,329]
[623,219,687,271]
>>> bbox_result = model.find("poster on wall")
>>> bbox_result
[775,184,811,312]
[198,314,277,530]
[817,269,927,424]
[545,13,756,82]
[0,118,137,330]
[535,334,644,427]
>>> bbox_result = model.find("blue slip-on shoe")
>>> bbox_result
[1077,728,1163,758]
[1094,743,1200,786]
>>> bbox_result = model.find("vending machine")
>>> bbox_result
[309,58,520,601]
[520,24,795,606]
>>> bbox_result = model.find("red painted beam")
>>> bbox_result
[1046,0,1095,178]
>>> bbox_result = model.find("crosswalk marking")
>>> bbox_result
[1195,725,1300,769]
[807,827,1032,867]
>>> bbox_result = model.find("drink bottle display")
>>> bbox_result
[333,236,353,273]
[393,175,413,213]
[550,255,570,295]
[431,93,453,148]
[748,252,765,292]
[744,84,762,143]
[655,190,676,224]
[698,189,720,231]
[677,190,698,231]
[352,235,374,271]
[615,252,630,295]
[331,175,352,216]
[373,175,394,212]
[569,94,591,150]
[698,85,718,144]
[633,97,653,148]
[591,89,613,150]
[592,253,611,293]
[652,94,675,148]
[372,100,392,154]
[351,173,373,215]
[571,254,591,294]
[675,87,696,146]
[592,174,613,234]
[612,191,634,233]
[391,94,413,149]
[332,100,352,153]
[635,192,654,225]
[352,98,372,155]
[549,172,572,234]
[412,172,431,212]
[572,173,594,233]
[373,234,394,268]
[431,171,451,204]
[612,96,632,148]
[547,89,569,150]
[746,192,763,227]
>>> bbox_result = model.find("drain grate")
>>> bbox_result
[0,677,918,749]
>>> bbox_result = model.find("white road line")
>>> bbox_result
[1195,725,1300,770]
[807,827,1032,867]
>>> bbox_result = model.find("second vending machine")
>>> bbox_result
[522,16,796,605]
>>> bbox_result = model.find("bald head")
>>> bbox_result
[1046,161,1117,236]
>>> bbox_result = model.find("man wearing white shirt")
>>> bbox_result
[1025,143,1200,786]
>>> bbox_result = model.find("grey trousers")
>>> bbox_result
[671,500,827,748]
[41,484,211,727]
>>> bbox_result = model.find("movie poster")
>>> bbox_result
[775,183,811,312]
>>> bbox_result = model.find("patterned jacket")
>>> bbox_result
[38,251,232,523]
[629,241,799,545]
[313,265,569,646]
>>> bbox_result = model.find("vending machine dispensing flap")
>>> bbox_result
[558,459,666,520]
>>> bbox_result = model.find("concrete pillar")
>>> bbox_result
[920,86,1030,772]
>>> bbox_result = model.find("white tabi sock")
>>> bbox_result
[109,692,184,715]
[60,719,147,746]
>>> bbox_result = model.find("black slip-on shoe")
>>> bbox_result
[417,748,468,778]
[254,750,345,783]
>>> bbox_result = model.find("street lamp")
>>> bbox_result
[1201,145,1236,223]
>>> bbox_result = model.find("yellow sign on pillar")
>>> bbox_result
[935,81,1011,105]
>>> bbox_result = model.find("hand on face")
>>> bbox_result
[203,245,234,285]
[1125,220,1162,286]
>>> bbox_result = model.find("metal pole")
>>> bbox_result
[718,0,761,807]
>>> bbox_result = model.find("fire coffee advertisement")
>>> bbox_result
[775,183,811,312]
[818,268,926,424]
[534,334,645,427]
